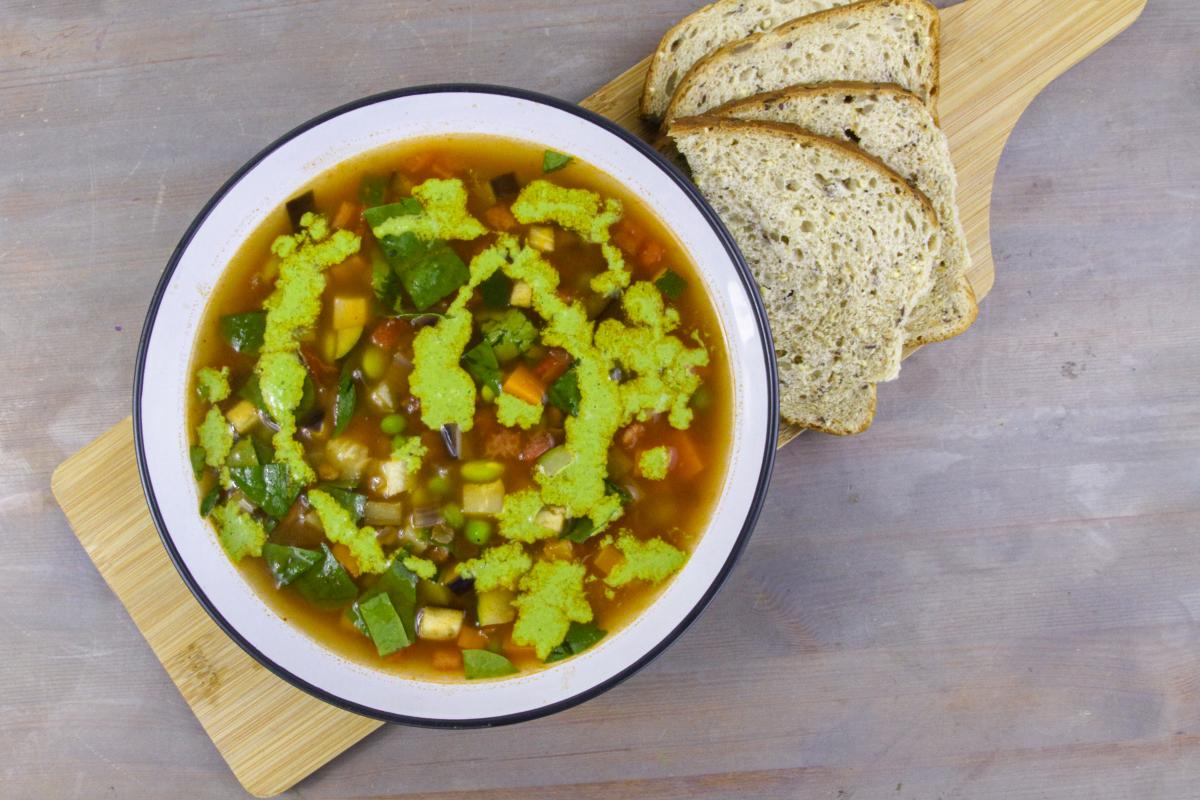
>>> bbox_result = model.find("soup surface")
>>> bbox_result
[188,135,731,681]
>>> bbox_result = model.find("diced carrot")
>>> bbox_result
[431,647,463,671]
[611,218,645,254]
[533,347,572,383]
[330,543,361,578]
[457,625,489,650]
[402,151,434,174]
[670,430,703,479]
[520,430,556,463]
[484,204,518,231]
[638,239,665,270]
[503,364,544,405]
[503,638,537,659]
[430,153,467,179]
[370,318,406,349]
[594,545,623,575]
[331,200,359,230]
[542,539,574,562]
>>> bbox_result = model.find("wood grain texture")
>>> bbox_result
[6,0,1199,798]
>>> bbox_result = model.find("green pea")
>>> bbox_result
[380,413,406,435]
[427,474,452,497]
[461,460,504,483]
[464,518,493,546]
[442,502,465,530]
[362,346,390,381]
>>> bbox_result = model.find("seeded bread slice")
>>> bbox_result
[714,83,976,344]
[669,117,941,434]
[641,0,855,122]
[662,0,939,129]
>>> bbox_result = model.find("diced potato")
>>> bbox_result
[375,461,410,499]
[417,607,464,641]
[333,326,362,359]
[226,400,259,434]
[542,538,574,562]
[510,280,533,307]
[534,505,566,534]
[528,225,555,252]
[594,545,623,575]
[333,296,369,331]
[477,588,517,626]
[462,480,504,515]
[326,438,371,483]
[368,381,397,413]
[363,499,404,526]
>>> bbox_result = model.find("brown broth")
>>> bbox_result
[189,135,732,681]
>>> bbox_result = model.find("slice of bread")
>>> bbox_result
[669,117,941,434]
[714,83,977,344]
[662,0,940,129]
[641,0,855,122]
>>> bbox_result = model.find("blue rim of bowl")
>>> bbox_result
[133,83,779,728]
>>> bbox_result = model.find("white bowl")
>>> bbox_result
[135,85,778,726]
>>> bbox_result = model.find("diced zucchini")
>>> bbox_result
[418,579,454,607]
[534,505,566,534]
[226,400,259,434]
[462,479,504,515]
[375,460,410,498]
[476,588,516,626]
[509,280,533,308]
[363,499,404,526]
[333,326,362,359]
[325,438,371,483]
[333,296,370,331]
[528,225,555,252]
[417,607,464,641]
[368,381,397,413]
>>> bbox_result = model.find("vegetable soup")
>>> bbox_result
[187,135,731,681]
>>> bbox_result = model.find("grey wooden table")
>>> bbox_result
[3,1,1198,797]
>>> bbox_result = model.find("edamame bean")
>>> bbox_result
[464,518,493,546]
[461,460,504,483]
[380,413,406,435]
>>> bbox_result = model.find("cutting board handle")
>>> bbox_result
[941,0,1147,298]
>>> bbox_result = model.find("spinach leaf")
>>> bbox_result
[319,485,367,522]
[542,150,572,173]
[399,238,469,311]
[370,246,399,308]
[561,516,595,543]
[547,366,580,417]
[462,340,502,395]
[238,373,265,412]
[654,269,687,301]
[545,622,606,663]
[189,445,206,480]
[291,544,358,610]
[199,485,221,517]
[463,649,517,679]
[333,369,356,437]
[250,435,275,466]
[358,174,390,207]
[228,463,299,518]
[357,592,411,656]
[480,309,536,362]
[263,543,322,586]
[604,479,633,505]
[219,311,267,354]
[349,558,419,641]
[362,197,421,228]
[479,270,512,309]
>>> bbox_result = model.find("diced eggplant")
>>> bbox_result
[440,423,462,459]
[489,172,519,199]
[285,190,316,231]
[447,575,475,595]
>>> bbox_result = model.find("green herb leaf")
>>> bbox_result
[262,543,322,586]
[363,197,422,228]
[542,150,573,173]
[547,366,580,417]
[319,484,367,522]
[545,622,606,663]
[604,479,633,505]
[561,516,595,543]
[463,649,518,679]
[357,592,411,656]
[480,270,512,309]
[199,485,221,517]
[291,543,358,609]
[378,232,470,311]
[227,437,260,468]
[333,371,356,437]
[654,269,688,301]
[462,340,502,395]
[228,463,299,518]
[480,309,537,362]
[219,311,267,355]
[189,445,206,480]
[358,174,389,207]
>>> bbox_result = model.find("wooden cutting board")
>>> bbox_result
[49,0,1145,795]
